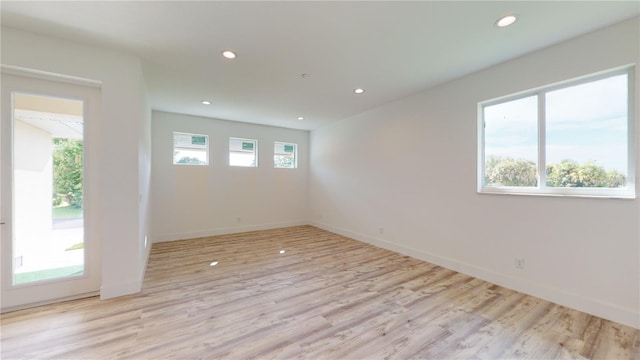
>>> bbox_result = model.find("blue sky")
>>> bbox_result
[484,74,627,174]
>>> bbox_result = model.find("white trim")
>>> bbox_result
[479,66,636,198]
[1,65,101,88]
[229,137,259,167]
[153,219,310,243]
[99,236,151,300]
[172,131,209,166]
[0,291,99,314]
[311,221,640,329]
[1,73,102,309]
[100,280,141,300]
[139,234,153,288]
[274,141,298,169]
[476,102,485,192]
[627,66,637,193]
[480,186,635,199]
[538,91,546,187]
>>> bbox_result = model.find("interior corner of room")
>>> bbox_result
[0,2,638,357]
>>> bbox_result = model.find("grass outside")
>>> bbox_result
[65,243,84,251]
[14,265,84,285]
[52,205,82,220]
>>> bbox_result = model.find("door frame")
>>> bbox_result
[1,67,102,312]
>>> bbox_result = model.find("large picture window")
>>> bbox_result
[479,67,634,198]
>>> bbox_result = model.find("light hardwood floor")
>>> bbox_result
[2,225,639,359]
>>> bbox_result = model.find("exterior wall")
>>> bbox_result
[13,120,53,270]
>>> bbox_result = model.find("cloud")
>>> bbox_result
[546,116,626,132]
[483,73,629,173]
[545,74,627,124]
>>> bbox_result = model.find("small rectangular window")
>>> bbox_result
[274,142,297,169]
[173,132,208,165]
[479,67,634,198]
[229,137,258,167]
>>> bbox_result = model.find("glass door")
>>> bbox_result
[12,92,86,285]
[1,72,101,311]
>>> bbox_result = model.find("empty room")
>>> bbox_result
[1,1,639,359]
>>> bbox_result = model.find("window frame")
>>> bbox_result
[229,137,258,167]
[173,131,209,166]
[273,141,298,169]
[478,66,635,199]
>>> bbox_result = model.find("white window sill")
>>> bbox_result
[479,186,636,200]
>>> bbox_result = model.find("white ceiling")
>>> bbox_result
[2,1,638,130]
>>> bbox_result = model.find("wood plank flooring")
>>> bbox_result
[2,225,639,359]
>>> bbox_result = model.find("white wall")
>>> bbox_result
[310,18,640,328]
[1,27,151,298]
[151,111,310,242]
[3,17,637,330]
[138,79,153,277]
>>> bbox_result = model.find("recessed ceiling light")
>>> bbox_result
[222,50,237,59]
[201,100,211,105]
[354,88,365,94]
[279,250,286,254]
[297,116,304,120]
[210,261,219,266]
[496,14,517,28]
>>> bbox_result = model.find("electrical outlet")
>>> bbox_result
[515,257,525,269]
[379,227,384,234]
[236,217,241,223]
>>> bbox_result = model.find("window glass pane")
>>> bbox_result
[274,142,297,168]
[173,132,208,165]
[484,95,538,187]
[545,75,627,188]
[229,137,258,167]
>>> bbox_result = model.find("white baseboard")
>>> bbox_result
[152,220,311,243]
[100,238,152,300]
[139,235,153,285]
[1,291,99,314]
[100,280,142,300]
[100,221,309,300]
[311,221,640,330]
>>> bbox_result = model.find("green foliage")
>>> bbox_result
[176,156,205,164]
[274,154,295,168]
[65,242,84,251]
[52,205,83,220]
[485,156,537,186]
[14,265,84,285]
[485,156,626,188]
[546,160,626,188]
[52,138,83,208]
[605,171,627,188]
